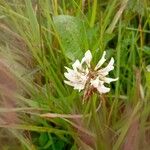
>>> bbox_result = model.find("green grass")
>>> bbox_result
[0,0,150,149]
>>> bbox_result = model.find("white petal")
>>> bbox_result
[85,67,89,74]
[90,78,99,87]
[65,70,87,82]
[103,77,118,83]
[64,77,86,91]
[99,57,114,75]
[73,83,85,91]
[146,65,150,72]
[97,85,110,93]
[64,67,77,81]
[72,60,82,71]
[90,78,104,88]
[65,66,73,72]
[64,64,88,91]
[95,51,106,70]
[64,80,74,87]
[90,78,110,94]
[64,67,75,75]
[67,81,85,91]
[64,72,75,82]
[81,50,92,67]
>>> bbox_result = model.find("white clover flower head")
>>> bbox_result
[146,65,150,72]
[64,50,118,96]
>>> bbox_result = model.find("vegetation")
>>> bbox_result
[0,0,150,149]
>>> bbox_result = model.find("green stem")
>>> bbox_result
[90,0,97,27]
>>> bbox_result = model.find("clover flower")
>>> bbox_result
[64,50,118,95]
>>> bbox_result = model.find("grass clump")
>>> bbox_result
[0,0,150,149]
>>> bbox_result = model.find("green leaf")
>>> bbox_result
[143,46,150,55]
[54,139,65,150]
[53,15,85,60]
[39,133,49,146]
